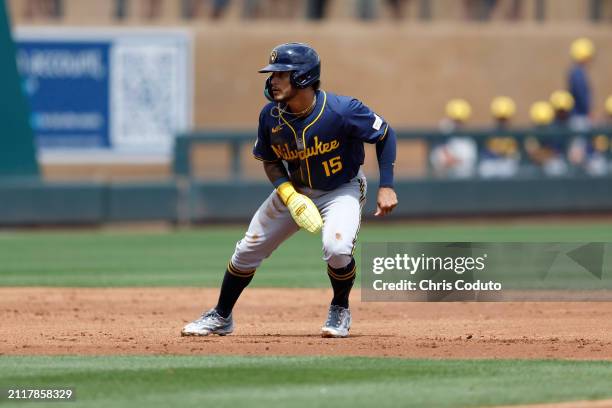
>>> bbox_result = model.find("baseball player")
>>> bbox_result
[550,90,575,126]
[525,101,569,176]
[182,43,398,338]
[431,99,478,179]
[478,96,519,178]
[567,38,594,131]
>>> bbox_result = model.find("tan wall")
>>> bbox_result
[192,23,612,128]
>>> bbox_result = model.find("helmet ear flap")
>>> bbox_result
[291,65,320,89]
[290,71,304,89]
[264,76,274,102]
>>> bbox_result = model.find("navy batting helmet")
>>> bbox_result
[259,43,320,101]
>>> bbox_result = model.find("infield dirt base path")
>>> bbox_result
[1,288,612,359]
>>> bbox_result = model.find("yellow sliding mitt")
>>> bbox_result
[276,182,323,234]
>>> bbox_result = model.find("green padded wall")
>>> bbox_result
[0,0,38,177]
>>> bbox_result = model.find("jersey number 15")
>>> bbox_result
[322,156,343,177]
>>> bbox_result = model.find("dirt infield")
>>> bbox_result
[2,287,612,359]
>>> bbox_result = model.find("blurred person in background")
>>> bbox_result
[386,0,413,20]
[567,38,595,131]
[463,0,496,20]
[478,96,520,178]
[528,101,553,126]
[550,90,574,127]
[590,0,612,22]
[242,0,259,18]
[23,0,62,19]
[115,0,163,20]
[525,101,568,176]
[594,96,612,175]
[551,89,586,170]
[357,0,413,20]
[243,0,301,19]
[431,99,478,179]
[210,0,231,19]
[181,0,230,19]
[490,96,516,130]
[307,0,328,20]
[439,98,471,134]
[182,0,204,19]
[356,0,376,20]
[142,0,162,19]
[566,91,610,176]
[464,0,522,21]
[569,128,611,176]
[115,0,128,19]
[579,133,611,176]
[489,0,522,21]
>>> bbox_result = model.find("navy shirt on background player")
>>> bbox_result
[568,65,591,117]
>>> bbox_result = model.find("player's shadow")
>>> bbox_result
[243,334,395,338]
[179,334,397,340]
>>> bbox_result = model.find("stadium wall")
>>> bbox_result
[2,177,612,225]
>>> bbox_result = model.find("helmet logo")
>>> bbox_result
[270,50,278,64]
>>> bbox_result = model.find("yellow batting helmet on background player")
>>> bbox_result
[490,96,516,120]
[529,101,554,125]
[446,99,472,122]
[570,38,595,63]
[549,90,575,112]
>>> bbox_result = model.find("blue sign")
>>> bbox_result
[16,41,110,149]
[14,29,192,160]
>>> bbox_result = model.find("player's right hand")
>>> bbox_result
[276,182,323,234]
[375,186,398,217]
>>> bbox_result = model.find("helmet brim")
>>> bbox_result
[258,63,299,73]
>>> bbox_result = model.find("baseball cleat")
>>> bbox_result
[181,308,234,336]
[321,305,351,338]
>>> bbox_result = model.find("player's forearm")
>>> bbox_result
[376,128,396,187]
[263,161,290,188]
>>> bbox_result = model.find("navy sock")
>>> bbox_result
[327,258,356,308]
[215,262,255,318]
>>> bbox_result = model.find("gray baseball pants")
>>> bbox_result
[230,170,367,271]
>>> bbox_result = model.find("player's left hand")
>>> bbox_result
[375,187,398,217]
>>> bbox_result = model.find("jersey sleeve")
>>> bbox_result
[343,98,390,144]
[253,109,280,162]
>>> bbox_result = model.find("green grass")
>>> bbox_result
[1,222,612,287]
[0,356,611,408]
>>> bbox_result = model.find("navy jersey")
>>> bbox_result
[253,90,392,191]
